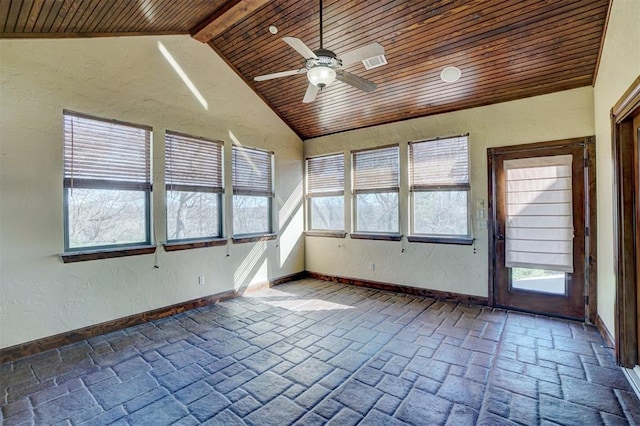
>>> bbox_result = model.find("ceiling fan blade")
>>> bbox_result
[339,43,385,68]
[283,37,318,59]
[254,68,307,81]
[303,84,319,103]
[336,71,377,93]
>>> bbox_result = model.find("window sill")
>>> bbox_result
[163,238,227,252]
[407,236,474,245]
[350,233,402,241]
[305,231,347,238]
[232,233,277,244]
[61,245,156,263]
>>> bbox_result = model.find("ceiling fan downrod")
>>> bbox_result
[319,0,323,49]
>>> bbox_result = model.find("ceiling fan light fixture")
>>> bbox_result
[307,65,336,88]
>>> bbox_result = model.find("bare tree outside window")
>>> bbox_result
[413,190,467,235]
[67,188,146,248]
[233,195,270,235]
[355,192,399,233]
[166,191,220,240]
[309,196,344,230]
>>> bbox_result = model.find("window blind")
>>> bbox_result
[64,111,151,191]
[504,155,573,272]
[307,153,344,196]
[165,131,223,193]
[232,146,273,196]
[409,136,469,189]
[352,145,399,193]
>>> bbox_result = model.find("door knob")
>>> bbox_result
[497,234,505,240]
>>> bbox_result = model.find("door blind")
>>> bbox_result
[165,131,223,193]
[352,145,399,193]
[409,136,469,189]
[64,111,151,191]
[504,155,573,272]
[307,153,344,196]
[232,146,273,196]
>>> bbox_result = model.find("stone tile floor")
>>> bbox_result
[1,278,639,425]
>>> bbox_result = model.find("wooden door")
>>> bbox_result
[634,111,640,355]
[612,76,640,367]
[489,139,589,320]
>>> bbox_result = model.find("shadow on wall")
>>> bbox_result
[231,184,304,294]
[227,130,304,292]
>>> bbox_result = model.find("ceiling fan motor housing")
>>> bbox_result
[306,50,341,69]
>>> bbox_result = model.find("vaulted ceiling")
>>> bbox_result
[1,0,610,139]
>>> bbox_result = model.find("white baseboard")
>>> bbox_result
[623,365,640,400]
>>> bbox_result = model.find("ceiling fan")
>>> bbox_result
[253,0,386,103]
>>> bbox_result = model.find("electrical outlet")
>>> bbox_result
[369,263,375,271]
[478,220,488,230]
[477,209,485,220]
[198,275,205,285]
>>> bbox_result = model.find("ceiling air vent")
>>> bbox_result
[362,54,387,70]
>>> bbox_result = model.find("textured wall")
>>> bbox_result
[0,36,304,349]
[593,0,640,336]
[304,87,595,298]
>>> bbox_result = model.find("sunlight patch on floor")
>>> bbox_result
[264,299,353,312]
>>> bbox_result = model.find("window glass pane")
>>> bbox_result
[356,192,398,233]
[167,191,220,240]
[67,188,146,248]
[234,195,270,235]
[413,191,468,235]
[511,268,566,295]
[310,196,344,230]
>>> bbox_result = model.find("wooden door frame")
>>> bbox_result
[487,136,597,323]
[612,75,640,367]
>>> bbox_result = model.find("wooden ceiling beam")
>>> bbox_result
[191,0,271,43]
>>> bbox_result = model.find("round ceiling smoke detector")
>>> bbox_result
[268,25,278,35]
[440,66,461,83]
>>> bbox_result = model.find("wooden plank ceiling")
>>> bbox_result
[1,0,610,140]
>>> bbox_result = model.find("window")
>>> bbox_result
[409,135,470,237]
[63,111,151,251]
[165,131,223,242]
[504,155,573,273]
[232,146,274,236]
[306,153,345,231]
[352,145,399,234]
